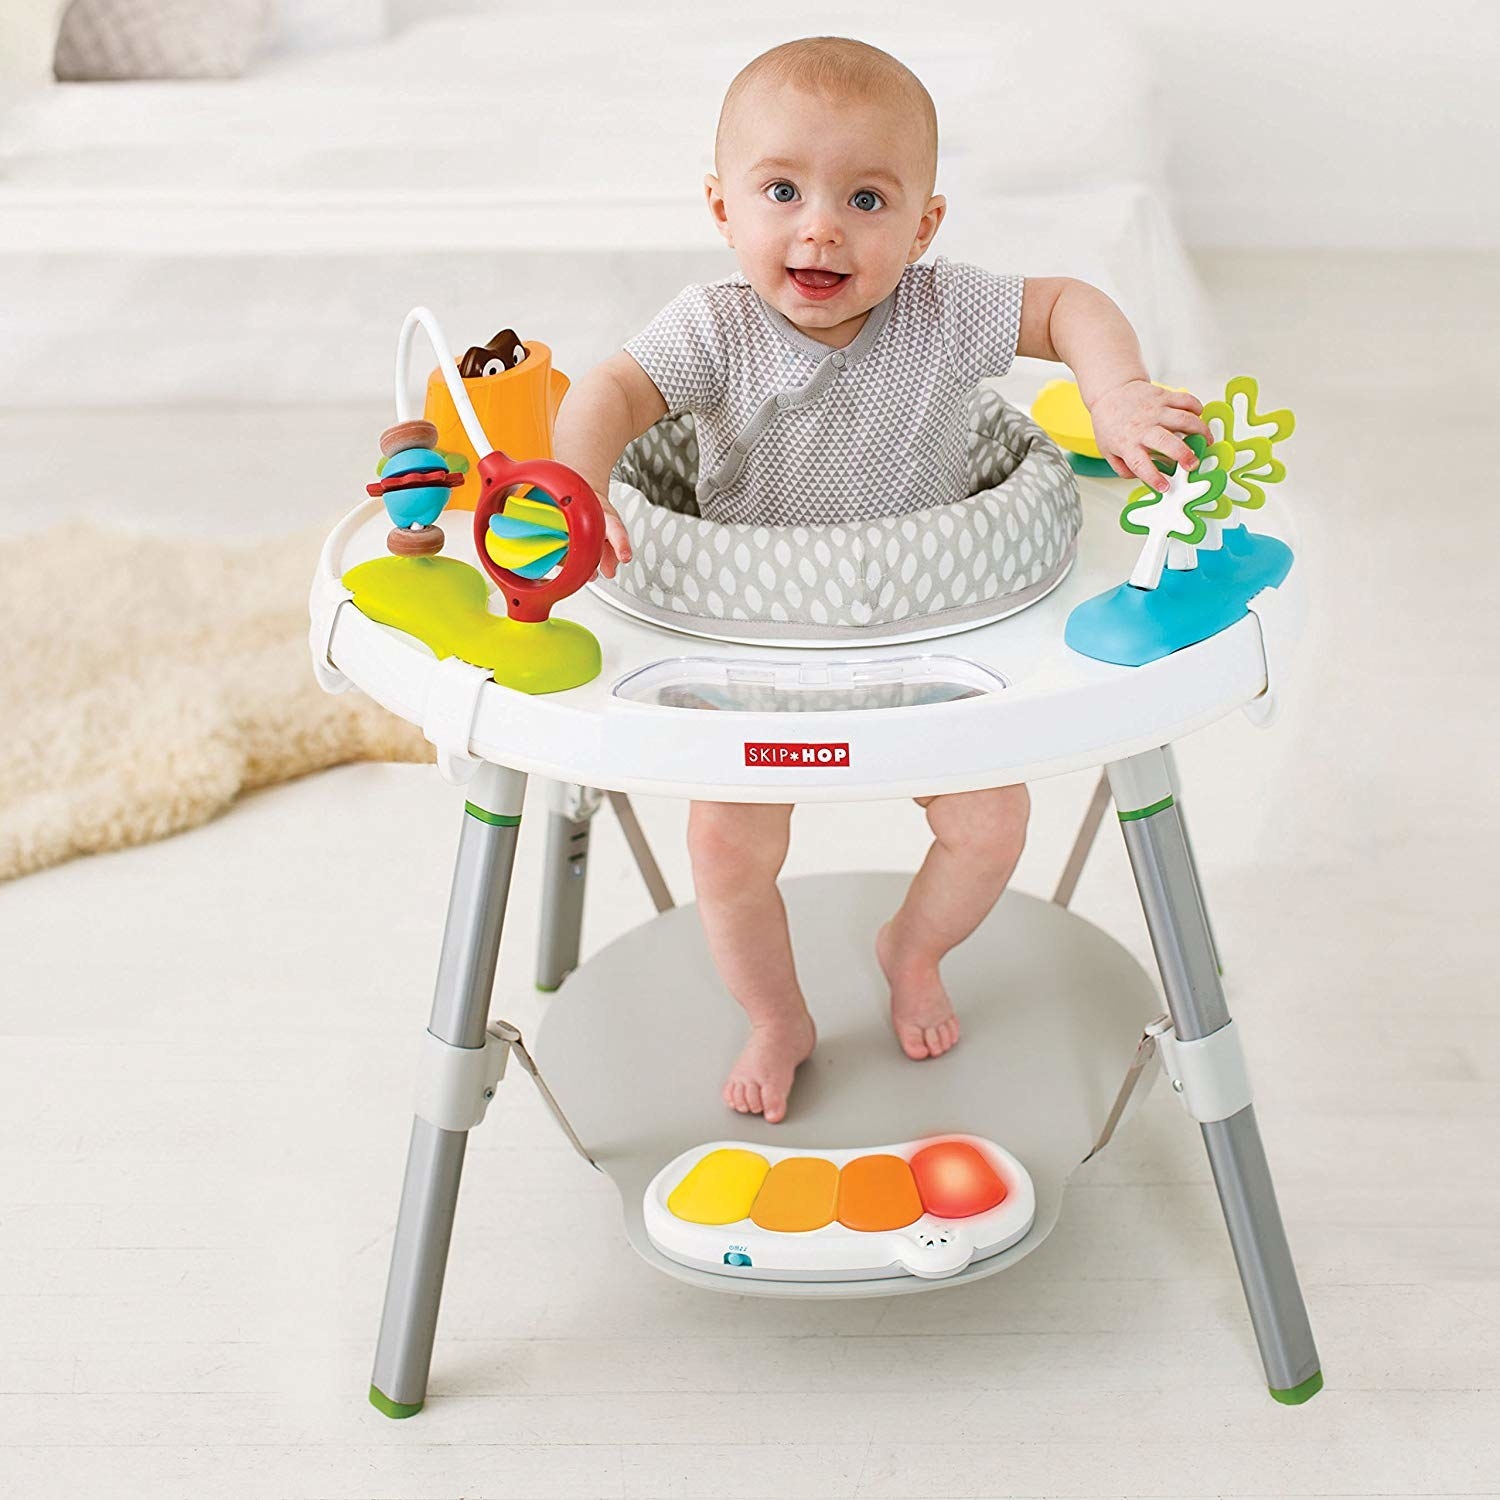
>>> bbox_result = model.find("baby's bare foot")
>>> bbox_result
[876,921,961,1061]
[723,1012,817,1124]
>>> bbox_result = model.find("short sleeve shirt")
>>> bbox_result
[622,256,1024,526]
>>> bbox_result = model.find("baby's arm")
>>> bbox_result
[1018,278,1209,492]
[551,352,667,578]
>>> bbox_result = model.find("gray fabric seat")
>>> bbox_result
[591,384,1082,643]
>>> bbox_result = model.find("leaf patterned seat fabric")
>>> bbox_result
[597,384,1082,643]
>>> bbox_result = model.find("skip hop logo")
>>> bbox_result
[744,742,851,768]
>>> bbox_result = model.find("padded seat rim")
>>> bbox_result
[589,540,1076,645]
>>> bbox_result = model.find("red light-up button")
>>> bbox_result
[909,1140,1008,1219]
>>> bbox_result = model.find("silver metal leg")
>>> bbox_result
[1162,744,1223,974]
[369,763,527,1418]
[1108,748,1322,1404]
[606,791,675,914]
[1053,768,1113,908]
[536,783,601,992]
[535,786,674,993]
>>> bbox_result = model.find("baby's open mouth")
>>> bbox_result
[787,267,849,299]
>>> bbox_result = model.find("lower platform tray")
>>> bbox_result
[533,873,1165,1299]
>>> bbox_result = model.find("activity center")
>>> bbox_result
[308,306,1318,1419]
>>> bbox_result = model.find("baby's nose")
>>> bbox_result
[799,215,843,246]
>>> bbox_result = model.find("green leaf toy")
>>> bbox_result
[1120,436,1235,589]
[1201,375,1295,511]
[1067,374,1298,665]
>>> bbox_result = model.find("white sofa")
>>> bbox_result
[0,1,1218,407]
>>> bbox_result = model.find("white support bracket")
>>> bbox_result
[547,781,605,822]
[1244,574,1306,729]
[1157,1019,1253,1123]
[421,655,494,785]
[308,577,355,696]
[413,1027,510,1133]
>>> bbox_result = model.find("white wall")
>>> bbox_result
[374,0,1500,249]
[409,0,1500,250]
[772,0,1500,250]
[5,0,1496,248]
[1105,0,1500,250]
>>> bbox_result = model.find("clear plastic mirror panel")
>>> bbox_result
[612,655,1008,713]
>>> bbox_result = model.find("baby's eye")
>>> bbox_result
[850,188,885,213]
[765,181,798,204]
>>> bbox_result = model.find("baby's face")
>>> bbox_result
[706,84,944,344]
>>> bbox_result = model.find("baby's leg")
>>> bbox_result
[688,801,815,1124]
[876,785,1030,1060]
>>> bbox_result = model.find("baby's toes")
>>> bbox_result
[743,1079,764,1116]
[896,1023,932,1061]
[726,1078,749,1113]
[762,1085,788,1124]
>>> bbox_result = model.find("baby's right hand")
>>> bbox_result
[597,495,633,580]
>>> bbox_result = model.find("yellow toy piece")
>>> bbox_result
[666,1148,771,1226]
[1031,378,1191,460]
[500,492,569,531]
[1031,378,1103,458]
[424,342,569,511]
[485,530,566,572]
[482,491,571,576]
[342,555,601,695]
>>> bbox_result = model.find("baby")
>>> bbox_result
[552,37,1208,1124]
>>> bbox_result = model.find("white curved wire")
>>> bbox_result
[394,306,493,458]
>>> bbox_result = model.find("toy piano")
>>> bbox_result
[643,1135,1037,1282]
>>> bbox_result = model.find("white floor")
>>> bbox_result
[2,252,1497,1499]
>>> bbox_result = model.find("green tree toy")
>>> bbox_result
[1121,435,1236,589]
[1202,374,1296,517]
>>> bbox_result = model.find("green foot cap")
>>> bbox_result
[1270,1369,1324,1405]
[370,1384,424,1419]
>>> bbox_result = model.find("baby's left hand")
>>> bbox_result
[1089,380,1211,491]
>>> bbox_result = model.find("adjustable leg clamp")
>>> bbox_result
[1158,1019,1254,1123]
[1086,1013,1255,1160]
[413,1028,510,1133]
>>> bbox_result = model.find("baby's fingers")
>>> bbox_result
[1120,444,1169,492]
[1145,425,1197,471]
[1157,406,1212,442]
[597,510,633,579]
[1159,389,1205,415]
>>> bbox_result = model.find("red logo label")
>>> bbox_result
[743,742,850,768]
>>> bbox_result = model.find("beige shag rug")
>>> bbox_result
[0,521,432,883]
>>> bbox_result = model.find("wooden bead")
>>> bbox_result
[387,525,445,557]
[379,420,439,458]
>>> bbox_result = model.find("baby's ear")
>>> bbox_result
[703,174,733,245]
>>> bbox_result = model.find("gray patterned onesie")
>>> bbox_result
[623,256,1024,527]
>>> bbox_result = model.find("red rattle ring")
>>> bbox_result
[471,450,606,623]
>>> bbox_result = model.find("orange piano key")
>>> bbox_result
[750,1156,840,1232]
[836,1153,923,1231]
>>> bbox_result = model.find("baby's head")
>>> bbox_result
[706,37,945,344]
